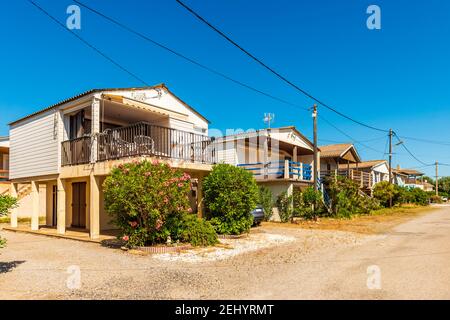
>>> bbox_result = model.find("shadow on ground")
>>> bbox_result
[0,261,25,274]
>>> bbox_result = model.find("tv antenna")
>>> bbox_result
[263,113,275,129]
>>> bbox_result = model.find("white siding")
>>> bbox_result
[10,110,59,179]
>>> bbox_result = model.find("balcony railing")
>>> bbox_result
[61,136,92,166]
[0,169,8,180]
[61,122,216,166]
[238,160,313,181]
[320,169,372,189]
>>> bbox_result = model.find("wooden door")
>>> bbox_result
[52,185,58,227]
[71,182,87,228]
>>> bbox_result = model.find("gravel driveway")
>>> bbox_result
[1,206,449,299]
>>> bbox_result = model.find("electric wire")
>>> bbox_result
[175,0,389,133]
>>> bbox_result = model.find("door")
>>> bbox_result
[71,182,87,228]
[52,185,58,227]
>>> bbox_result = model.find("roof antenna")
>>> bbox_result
[263,113,275,129]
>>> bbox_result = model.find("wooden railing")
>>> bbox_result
[61,136,92,166]
[320,169,372,189]
[97,122,216,164]
[238,160,313,181]
[0,169,8,180]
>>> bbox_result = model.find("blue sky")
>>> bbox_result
[1,0,449,176]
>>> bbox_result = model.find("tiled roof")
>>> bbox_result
[338,159,387,170]
[393,168,424,176]
[319,143,353,158]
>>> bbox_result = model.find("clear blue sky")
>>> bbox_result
[1,0,449,177]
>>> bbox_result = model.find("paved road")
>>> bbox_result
[0,206,449,299]
[254,205,450,299]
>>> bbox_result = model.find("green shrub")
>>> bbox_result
[258,186,273,221]
[179,214,218,247]
[373,182,430,207]
[291,187,325,219]
[409,188,430,205]
[203,164,258,235]
[430,195,443,204]
[326,176,379,218]
[277,191,293,222]
[373,181,397,207]
[104,160,204,247]
[0,195,18,216]
[0,195,17,249]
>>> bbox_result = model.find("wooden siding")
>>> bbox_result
[10,110,59,179]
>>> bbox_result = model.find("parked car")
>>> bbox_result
[251,205,265,226]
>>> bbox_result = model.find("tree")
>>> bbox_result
[0,195,18,249]
[103,160,217,247]
[203,164,259,235]
[438,177,450,195]
[258,186,273,221]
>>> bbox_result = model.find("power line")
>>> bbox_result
[74,0,447,157]
[319,115,385,154]
[398,135,450,147]
[72,0,303,110]
[393,132,433,166]
[26,0,149,86]
[175,0,389,133]
[29,0,387,155]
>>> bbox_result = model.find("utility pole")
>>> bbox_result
[388,129,393,207]
[313,104,318,192]
[435,161,439,197]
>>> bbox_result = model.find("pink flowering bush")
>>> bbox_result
[104,160,217,247]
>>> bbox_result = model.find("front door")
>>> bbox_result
[52,185,58,227]
[71,182,87,228]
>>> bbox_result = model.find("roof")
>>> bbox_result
[393,168,424,176]
[338,159,387,170]
[319,143,361,162]
[217,126,316,150]
[9,83,210,126]
[0,136,9,149]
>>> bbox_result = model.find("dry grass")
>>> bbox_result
[262,205,439,235]
[0,216,46,224]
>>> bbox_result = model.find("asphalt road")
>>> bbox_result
[0,205,449,299]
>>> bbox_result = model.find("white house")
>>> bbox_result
[7,84,215,239]
[215,126,316,211]
[338,160,389,187]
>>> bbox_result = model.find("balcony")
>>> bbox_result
[321,169,372,190]
[61,122,216,166]
[0,169,8,180]
[238,160,313,182]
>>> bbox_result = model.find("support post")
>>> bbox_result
[388,129,393,207]
[57,178,66,235]
[90,174,100,239]
[197,175,204,218]
[312,104,318,191]
[91,98,101,164]
[284,159,290,179]
[435,161,439,197]
[10,183,18,228]
[31,181,39,231]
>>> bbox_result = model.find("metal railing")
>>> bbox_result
[238,160,313,181]
[61,122,217,166]
[61,136,92,166]
[97,122,216,164]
